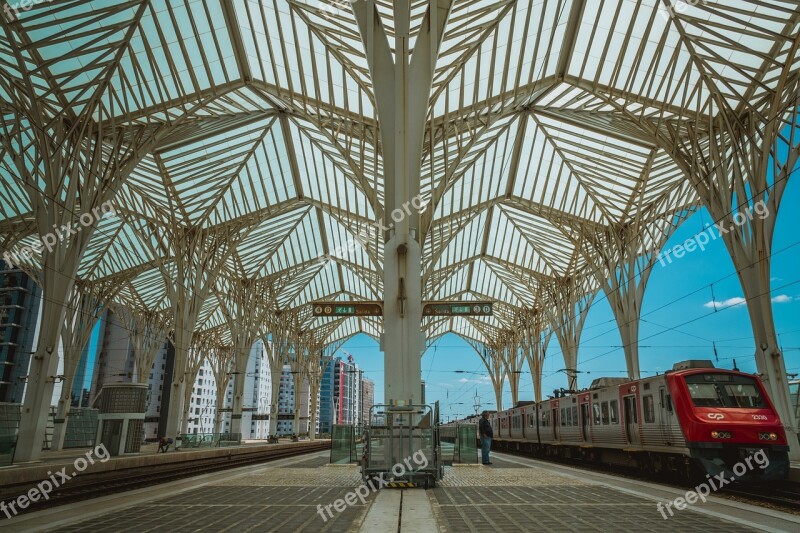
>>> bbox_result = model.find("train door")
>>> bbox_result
[658,386,674,445]
[580,403,590,441]
[623,395,640,445]
[551,402,559,441]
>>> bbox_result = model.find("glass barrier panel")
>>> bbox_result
[456,424,479,464]
[330,425,355,464]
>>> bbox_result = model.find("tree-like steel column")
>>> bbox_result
[354,0,453,404]
[180,331,213,435]
[299,334,335,441]
[117,307,172,385]
[681,108,800,457]
[577,213,685,381]
[468,339,505,415]
[543,277,595,392]
[499,330,524,407]
[655,78,800,456]
[6,117,159,461]
[288,359,306,436]
[52,281,122,450]
[519,309,552,404]
[207,342,235,433]
[217,277,277,435]
[646,13,800,458]
[263,312,294,437]
[132,223,246,442]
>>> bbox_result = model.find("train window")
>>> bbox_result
[593,403,601,425]
[572,406,578,426]
[686,383,724,407]
[723,383,764,408]
[601,402,610,425]
[643,395,655,423]
[609,400,619,424]
[561,408,567,426]
[685,374,765,408]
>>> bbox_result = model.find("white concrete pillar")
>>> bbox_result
[354,0,453,406]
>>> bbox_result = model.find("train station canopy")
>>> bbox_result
[1,0,798,348]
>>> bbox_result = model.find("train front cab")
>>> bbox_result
[667,368,790,481]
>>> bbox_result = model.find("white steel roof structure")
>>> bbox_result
[1,1,799,458]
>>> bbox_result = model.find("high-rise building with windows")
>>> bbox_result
[221,340,272,439]
[0,262,42,403]
[318,356,363,432]
[360,377,374,427]
[276,364,310,436]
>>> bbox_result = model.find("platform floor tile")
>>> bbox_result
[440,466,589,487]
[49,486,370,533]
[430,486,757,532]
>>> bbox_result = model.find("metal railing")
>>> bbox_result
[176,432,242,449]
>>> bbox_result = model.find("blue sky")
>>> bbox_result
[342,168,800,422]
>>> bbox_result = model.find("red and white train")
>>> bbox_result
[488,360,790,481]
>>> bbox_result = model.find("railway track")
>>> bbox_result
[0,441,330,516]
[721,483,800,511]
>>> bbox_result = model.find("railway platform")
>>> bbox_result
[0,440,328,501]
[2,449,797,532]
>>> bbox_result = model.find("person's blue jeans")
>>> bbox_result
[481,436,492,464]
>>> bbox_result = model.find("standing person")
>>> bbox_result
[479,411,493,465]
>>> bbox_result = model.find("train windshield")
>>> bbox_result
[684,373,765,408]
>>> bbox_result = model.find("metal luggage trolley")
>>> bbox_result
[361,402,442,488]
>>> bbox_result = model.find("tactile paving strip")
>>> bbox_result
[278,454,336,469]
[430,486,758,533]
[210,466,362,487]
[440,466,589,487]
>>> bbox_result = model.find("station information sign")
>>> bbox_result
[312,301,384,317]
[311,301,494,317]
[422,301,493,316]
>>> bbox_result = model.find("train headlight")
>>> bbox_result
[759,432,778,441]
[711,431,732,439]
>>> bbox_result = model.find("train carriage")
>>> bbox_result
[489,361,790,481]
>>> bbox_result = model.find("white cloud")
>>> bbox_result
[771,294,793,304]
[458,376,491,384]
[703,297,746,309]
